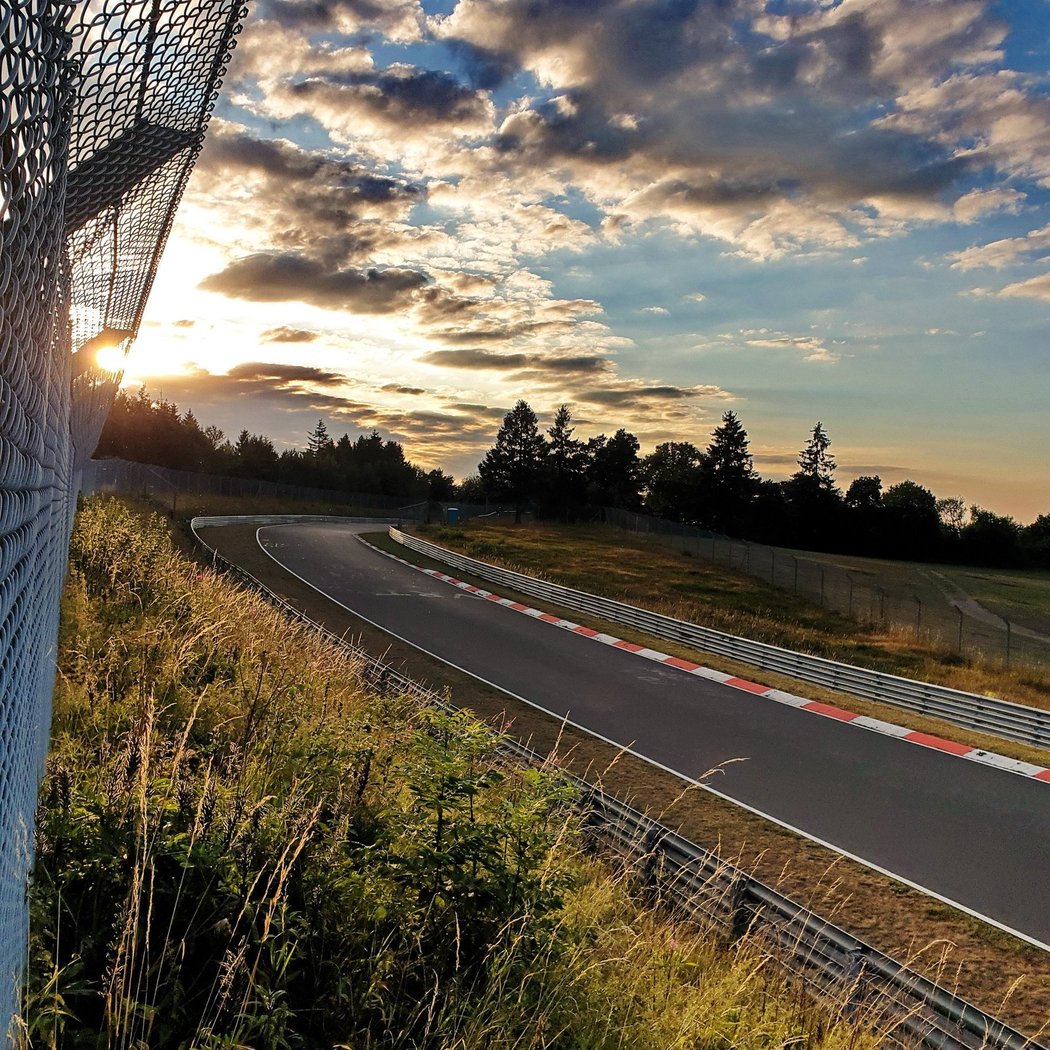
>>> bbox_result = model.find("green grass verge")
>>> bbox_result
[20,497,884,1049]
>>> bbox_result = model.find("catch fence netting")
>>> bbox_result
[606,507,1050,670]
[0,0,245,1028]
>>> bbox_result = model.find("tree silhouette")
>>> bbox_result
[478,400,547,523]
[795,421,837,490]
[641,441,704,522]
[701,410,758,532]
[586,429,641,510]
[543,404,586,519]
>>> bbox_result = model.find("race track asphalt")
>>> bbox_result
[258,521,1050,946]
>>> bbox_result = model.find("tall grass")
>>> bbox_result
[20,498,879,1048]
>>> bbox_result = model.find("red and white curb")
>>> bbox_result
[360,537,1050,785]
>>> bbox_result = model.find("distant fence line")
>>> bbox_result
[83,458,494,522]
[602,508,1050,671]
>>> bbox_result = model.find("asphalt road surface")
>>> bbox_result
[258,521,1050,947]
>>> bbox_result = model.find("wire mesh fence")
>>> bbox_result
[0,0,246,1029]
[604,508,1050,671]
[83,457,497,522]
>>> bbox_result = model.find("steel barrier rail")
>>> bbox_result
[189,517,1045,1050]
[388,528,1050,751]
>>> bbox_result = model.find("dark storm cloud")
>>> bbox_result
[261,327,319,343]
[200,253,430,313]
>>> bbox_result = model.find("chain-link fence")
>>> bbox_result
[84,457,497,523]
[604,508,1050,671]
[0,0,246,1029]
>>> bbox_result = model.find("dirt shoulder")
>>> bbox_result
[196,522,1050,1038]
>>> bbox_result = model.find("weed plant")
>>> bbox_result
[22,498,878,1048]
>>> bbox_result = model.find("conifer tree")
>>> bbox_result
[478,400,547,522]
[701,410,758,531]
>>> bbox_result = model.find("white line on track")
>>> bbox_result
[254,523,1050,954]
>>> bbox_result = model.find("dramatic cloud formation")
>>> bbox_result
[124,0,1050,515]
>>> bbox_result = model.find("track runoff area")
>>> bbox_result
[256,521,1050,951]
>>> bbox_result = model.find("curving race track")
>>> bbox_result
[256,521,1050,949]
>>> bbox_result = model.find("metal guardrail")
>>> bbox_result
[389,529,1050,751]
[190,517,1044,1050]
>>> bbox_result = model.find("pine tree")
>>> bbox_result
[478,400,547,523]
[701,410,758,532]
[543,404,586,518]
[307,418,332,456]
[795,421,836,490]
[787,421,841,548]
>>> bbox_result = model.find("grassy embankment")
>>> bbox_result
[405,521,1050,717]
[20,497,882,1048]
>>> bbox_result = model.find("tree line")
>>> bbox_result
[471,400,1050,569]
[96,388,456,500]
[96,388,1050,569]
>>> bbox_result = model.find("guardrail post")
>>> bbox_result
[844,946,868,1015]
[728,877,751,941]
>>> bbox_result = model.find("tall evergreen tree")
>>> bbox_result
[794,421,837,490]
[786,422,841,548]
[542,404,586,518]
[307,419,332,456]
[478,400,547,523]
[701,410,758,532]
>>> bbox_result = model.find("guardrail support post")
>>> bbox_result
[728,878,751,941]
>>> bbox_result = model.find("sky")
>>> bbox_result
[120,0,1050,522]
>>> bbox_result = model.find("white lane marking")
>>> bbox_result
[252,524,1050,954]
[362,534,1050,786]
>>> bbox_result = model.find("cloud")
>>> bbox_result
[225,362,346,387]
[741,331,844,364]
[994,272,1050,301]
[420,348,613,375]
[431,0,1015,258]
[381,383,427,395]
[576,383,732,407]
[262,327,319,343]
[253,0,423,41]
[200,253,430,312]
[952,187,1025,224]
[640,306,669,315]
[948,222,1050,270]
